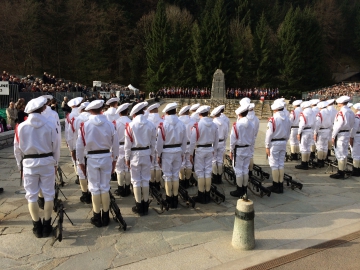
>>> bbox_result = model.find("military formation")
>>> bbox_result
[12,94,359,239]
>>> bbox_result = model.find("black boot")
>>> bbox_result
[114,185,125,197]
[111,173,117,181]
[242,185,248,198]
[317,159,324,168]
[125,184,131,196]
[172,195,178,209]
[132,202,143,215]
[211,173,218,184]
[279,182,284,194]
[295,161,308,170]
[194,191,205,204]
[166,195,173,208]
[230,185,244,198]
[142,200,149,215]
[80,192,91,204]
[269,181,281,194]
[32,218,43,238]
[102,210,110,226]
[42,218,52,237]
[217,174,223,184]
[204,191,211,204]
[330,170,345,179]
[249,171,253,177]
[310,152,316,159]
[75,175,80,185]
[37,196,44,210]
[179,179,186,188]
[328,149,332,157]
[184,178,190,189]
[154,181,161,191]
[91,212,103,227]
[291,153,298,161]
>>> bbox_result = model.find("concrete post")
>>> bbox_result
[231,195,255,250]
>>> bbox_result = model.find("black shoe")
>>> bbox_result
[211,173,218,184]
[184,178,190,189]
[249,171,253,177]
[149,181,155,188]
[291,153,298,161]
[194,191,205,204]
[37,196,44,210]
[166,195,173,208]
[42,218,52,237]
[32,218,43,238]
[217,174,223,184]
[91,212,102,227]
[279,182,284,194]
[154,182,161,191]
[330,170,345,179]
[310,152,316,159]
[102,210,110,226]
[75,175,80,185]
[318,160,324,168]
[242,185,248,197]
[172,195,178,209]
[295,161,308,170]
[269,181,281,194]
[0,187,3,194]
[205,191,211,204]
[230,185,244,198]
[80,192,91,204]
[111,173,117,181]
[114,185,124,197]
[132,202,143,215]
[125,184,132,196]
[142,200,149,215]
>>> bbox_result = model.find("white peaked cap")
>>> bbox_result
[178,105,191,115]
[353,103,360,110]
[116,103,130,114]
[25,96,47,113]
[106,97,119,105]
[147,103,160,112]
[239,97,251,106]
[301,101,311,109]
[190,103,200,111]
[79,102,90,111]
[85,100,104,111]
[210,105,225,116]
[43,95,53,100]
[249,103,255,110]
[195,105,210,114]
[347,102,353,108]
[311,99,320,105]
[163,102,178,113]
[68,97,83,107]
[336,96,350,104]
[271,100,284,110]
[293,100,302,106]
[317,101,328,109]
[235,104,249,115]
[129,102,147,116]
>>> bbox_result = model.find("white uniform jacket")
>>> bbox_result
[68,112,90,151]
[104,107,120,123]
[332,106,355,139]
[314,108,332,134]
[179,115,196,154]
[231,117,255,152]
[298,108,315,135]
[66,107,80,145]
[189,117,219,154]
[265,111,291,148]
[213,117,229,149]
[289,107,302,127]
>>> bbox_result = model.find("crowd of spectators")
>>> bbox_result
[156,87,211,98]
[305,83,360,100]
[226,88,280,100]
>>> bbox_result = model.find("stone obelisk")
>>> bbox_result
[211,69,225,100]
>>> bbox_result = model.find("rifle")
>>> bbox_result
[149,185,169,214]
[249,175,271,197]
[109,191,127,231]
[223,155,236,185]
[253,164,270,180]
[210,184,225,204]
[284,173,303,190]
[178,185,196,208]
[57,166,67,187]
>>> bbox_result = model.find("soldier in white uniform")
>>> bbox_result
[350,103,360,176]
[313,101,332,168]
[219,106,230,129]
[103,97,120,123]
[230,104,255,197]
[146,103,163,190]
[190,103,200,123]
[156,103,187,209]
[265,100,291,193]
[14,96,60,238]
[210,105,229,184]
[178,105,196,188]
[295,101,315,170]
[114,103,132,197]
[189,105,219,204]
[124,102,156,215]
[289,100,302,160]
[68,102,91,203]
[76,100,119,228]
[310,99,320,158]
[330,96,355,179]
[327,99,337,157]
[66,97,83,184]
[246,103,259,176]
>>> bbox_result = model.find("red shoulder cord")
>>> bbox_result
[192,122,199,141]
[300,112,307,125]
[66,113,70,124]
[158,122,166,141]
[336,111,344,122]
[291,110,295,119]
[269,117,276,132]
[233,122,239,139]
[15,123,19,143]
[317,112,323,123]
[125,123,133,143]
[161,115,165,120]
[80,122,86,146]
[70,117,75,132]
[112,120,116,130]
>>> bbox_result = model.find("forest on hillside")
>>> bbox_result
[0,0,359,93]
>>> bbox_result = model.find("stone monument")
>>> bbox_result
[211,69,226,99]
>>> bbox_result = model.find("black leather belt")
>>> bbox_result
[23,152,53,159]
[357,132,360,134]
[235,145,249,148]
[131,146,150,151]
[219,139,224,142]
[271,138,286,142]
[319,128,328,130]
[197,144,212,148]
[88,150,110,154]
[164,144,182,149]
[119,142,124,145]
[187,142,190,145]
[303,127,311,130]
[291,126,299,128]
[339,130,349,133]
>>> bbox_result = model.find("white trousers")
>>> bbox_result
[212,144,225,165]
[194,150,213,179]
[315,130,330,152]
[115,146,129,173]
[23,165,55,203]
[181,152,192,170]
[299,131,313,154]
[268,142,286,170]
[151,152,161,170]
[290,128,299,146]
[351,135,360,160]
[87,156,112,195]
[334,134,350,161]
[161,152,182,182]
[233,147,251,177]
[130,155,151,187]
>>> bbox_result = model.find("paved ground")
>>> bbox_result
[1,113,360,270]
